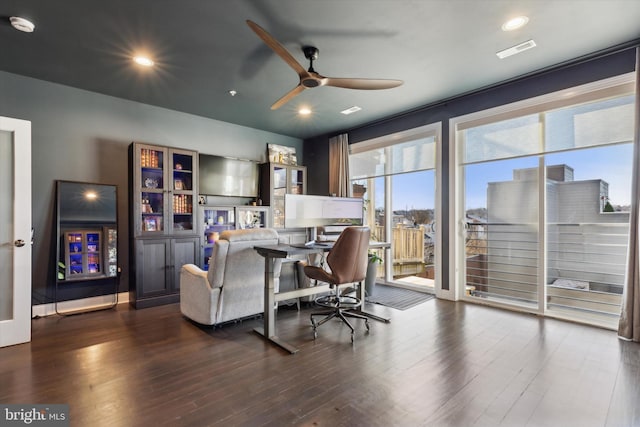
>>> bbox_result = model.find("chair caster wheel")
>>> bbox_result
[365,321,370,332]
[350,333,355,343]
[313,330,318,340]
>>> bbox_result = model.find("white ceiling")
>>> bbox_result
[1,0,639,139]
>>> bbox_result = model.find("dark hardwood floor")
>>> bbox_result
[1,299,638,427]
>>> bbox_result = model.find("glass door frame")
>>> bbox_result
[349,122,443,293]
[0,116,32,347]
[449,72,636,321]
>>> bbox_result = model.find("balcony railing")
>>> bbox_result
[465,221,628,319]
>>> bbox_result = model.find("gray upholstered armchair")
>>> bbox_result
[180,228,281,326]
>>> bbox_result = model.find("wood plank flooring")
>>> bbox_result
[1,299,639,427]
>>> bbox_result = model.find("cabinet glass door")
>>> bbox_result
[273,166,287,193]
[289,167,305,195]
[237,207,268,229]
[140,147,165,233]
[172,151,194,232]
[65,230,103,278]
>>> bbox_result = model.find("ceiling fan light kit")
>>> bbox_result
[246,20,403,110]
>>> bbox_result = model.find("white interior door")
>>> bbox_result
[0,116,32,347]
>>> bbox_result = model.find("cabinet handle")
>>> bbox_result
[14,239,26,247]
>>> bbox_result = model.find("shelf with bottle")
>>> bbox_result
[141,192,164,216]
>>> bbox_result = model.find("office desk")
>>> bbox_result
[253,243,390,354]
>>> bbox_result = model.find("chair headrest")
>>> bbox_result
[220,228,278,242]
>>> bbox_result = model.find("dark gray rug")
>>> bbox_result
[365,284,434,310]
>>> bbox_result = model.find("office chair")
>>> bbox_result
[303,226,371,342]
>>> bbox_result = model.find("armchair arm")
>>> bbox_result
[180,264,222,325]
[181,264,217,290]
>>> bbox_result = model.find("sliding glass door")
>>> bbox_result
[350,124,440,291]
[454,74,635,327]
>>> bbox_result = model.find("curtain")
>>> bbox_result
[328,133,350,197]
[619,47,640,342]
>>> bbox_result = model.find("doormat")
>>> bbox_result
[365,284,434,311]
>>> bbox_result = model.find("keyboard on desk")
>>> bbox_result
[290,242,331,249]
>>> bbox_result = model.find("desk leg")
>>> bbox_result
[253,255,299,354]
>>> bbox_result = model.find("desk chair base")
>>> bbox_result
[311,293,369,343]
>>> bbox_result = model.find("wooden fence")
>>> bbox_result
[372,224,426,272]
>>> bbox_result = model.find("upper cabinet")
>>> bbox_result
[260,163,306,228]
[131,142,198,236]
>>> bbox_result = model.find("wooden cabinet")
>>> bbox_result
[199,205,270,269]
[131,237,199,308]
[129,142,200,308]
[259,163,306,228]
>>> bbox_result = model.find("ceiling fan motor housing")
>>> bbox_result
[303,46,319,60]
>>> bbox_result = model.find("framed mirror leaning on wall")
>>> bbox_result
[55,180,119,315]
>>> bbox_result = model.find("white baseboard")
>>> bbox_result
[32,292,129,318]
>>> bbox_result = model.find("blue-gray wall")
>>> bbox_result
[0,70,303,304]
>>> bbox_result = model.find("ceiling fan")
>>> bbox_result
[246,20,403,110]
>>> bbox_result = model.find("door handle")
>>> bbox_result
[14,239,26,247]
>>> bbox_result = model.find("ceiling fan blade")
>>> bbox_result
[271,84,306,110]
[324,77,403,90]
[246,20,307,76]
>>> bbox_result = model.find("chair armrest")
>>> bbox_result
[180,264,223,325]
[180,264,219,290]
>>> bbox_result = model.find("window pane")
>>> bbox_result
[350,136,436,179]
[462,115,541,164]
[465,157,539,308]
[545,145,631,328]
[350,148,385,180]
[391,170,436,289]
[546,95,634,152]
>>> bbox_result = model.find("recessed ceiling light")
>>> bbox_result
[340,106,362,115]
[298,107,312,116]
[133,56,154,67]
[502,16,529,31]
[496,39,537,59]
[10,16,35,33]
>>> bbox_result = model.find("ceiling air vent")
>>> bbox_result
[496,39,537,59]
